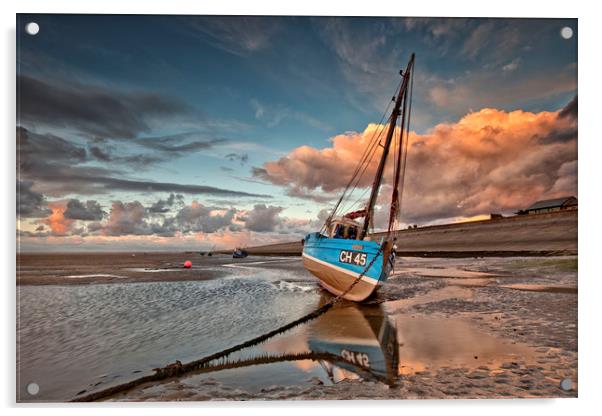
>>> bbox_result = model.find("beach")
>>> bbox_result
[16,252,577,401]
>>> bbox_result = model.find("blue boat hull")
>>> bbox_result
[302,232,394,302]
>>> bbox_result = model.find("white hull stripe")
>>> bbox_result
[302,252,379,285]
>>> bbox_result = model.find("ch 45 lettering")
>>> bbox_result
[339,250,367,266]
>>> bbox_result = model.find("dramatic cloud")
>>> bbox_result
[402,17,469,44]
[89,146,112,162]
[225,152,249,165]
[17,127,271,198]
[559,95,577,119]
[17,194,367,250]
[459,19,530,63]
[17,180,52,218]
[41,201,74,236]
[175,201,238,234]
[22,198,301,241]
[17,126,87,168]
[252,128,381,192]
[104,201,150,236]
[313,17,568,122]
[548,160,577,196]
[17,75,194,139]
[250,99,332,131]
[133,133,227,154]
[315,18,404,112]
[35,172,269,199]
[181,16,282,56]
[88,145,164,168]
[502,58,521,72]
[285,186,337,203]
[148,193,184,213]
[254,98,577,224]
[87,177,269,198]
[240,204,284,232]
[63,199,105,221]
[426,63,577,118]
[87,222,103,233]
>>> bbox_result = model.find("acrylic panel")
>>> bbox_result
[16,14,578,402]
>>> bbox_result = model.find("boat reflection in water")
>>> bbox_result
[151,297,400,392]
[306,297,398,385]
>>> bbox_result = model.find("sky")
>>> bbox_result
[16,14,577,251]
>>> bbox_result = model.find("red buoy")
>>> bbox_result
[184,260,192,268]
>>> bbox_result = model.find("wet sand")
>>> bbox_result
[17,252,228,285]
[94,255,577,401]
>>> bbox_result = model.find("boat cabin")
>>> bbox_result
[327,217,361,240]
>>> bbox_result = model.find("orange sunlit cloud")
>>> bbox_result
[255,102,577,224]
[41,201,73,236]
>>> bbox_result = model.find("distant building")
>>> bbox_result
[519,196,578,215]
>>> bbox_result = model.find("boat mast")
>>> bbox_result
[359,53,414,240]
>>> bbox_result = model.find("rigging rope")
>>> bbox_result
[322,115,388,230]
[321,78,403,232]
[336,125,386,216]
[320,126,382,233]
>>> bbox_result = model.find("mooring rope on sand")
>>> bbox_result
[71,245,385,402]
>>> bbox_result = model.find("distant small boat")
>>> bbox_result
[233,248,248,258]
[303,53,415,302]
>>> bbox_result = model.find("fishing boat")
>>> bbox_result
[302,53,415,302]
[233,248,248,258]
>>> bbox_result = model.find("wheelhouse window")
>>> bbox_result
[347,226,358,240]
[331,223,358,240]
